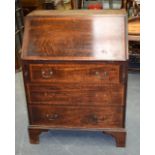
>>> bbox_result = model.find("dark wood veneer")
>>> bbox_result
[29,63,120,83]
[29,105,124,128]
[27,83,124,106]
[22,10,128,147]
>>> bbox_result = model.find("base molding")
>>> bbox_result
[28,128,48,144]
[103,129,126,147]
[28,126,126,147]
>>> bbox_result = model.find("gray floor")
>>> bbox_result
[15,72,140,155]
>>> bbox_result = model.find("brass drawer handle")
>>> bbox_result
[84,114,108,124]
[90,114,98,122]
[95,71,108,78]
[46,113,59,121]
[103,71,108,77]
[41,69,53,79]
[44,92,56,97]
[86,114,98,124]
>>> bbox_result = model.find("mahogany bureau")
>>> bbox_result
[21,10,128,147]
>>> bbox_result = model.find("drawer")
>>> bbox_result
[27,84,124,106]
[29,63,121,84]
[29,105,124,128]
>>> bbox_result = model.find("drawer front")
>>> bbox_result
[29,105,124,128]
[27,84,124,106]
[29,63,121,84]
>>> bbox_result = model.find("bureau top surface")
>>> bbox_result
[21,10,128,61]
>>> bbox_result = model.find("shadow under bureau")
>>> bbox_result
[21,10,128,147]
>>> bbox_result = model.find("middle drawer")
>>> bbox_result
[27,83,124,106]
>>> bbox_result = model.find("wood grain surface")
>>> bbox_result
[29,63,120,83]
[21,10,128,147]
[22,10,128,61]
[29,105,124,128]
[27,83,124,106]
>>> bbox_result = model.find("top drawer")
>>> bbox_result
[29,63,121,84]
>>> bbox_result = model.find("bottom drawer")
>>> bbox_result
[29,105,124,128]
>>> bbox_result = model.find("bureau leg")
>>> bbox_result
[28,128,48,144]
[103,130,126,147]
